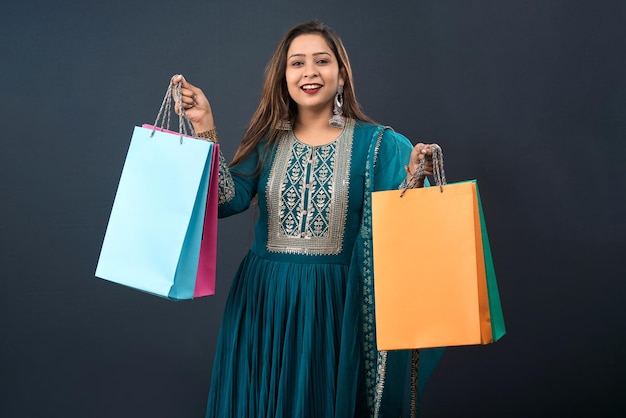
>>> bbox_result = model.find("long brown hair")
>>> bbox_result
[230,20,375,167]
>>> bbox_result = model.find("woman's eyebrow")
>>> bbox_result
[287,51,332,59]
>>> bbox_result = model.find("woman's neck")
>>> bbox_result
[294,109,343,146]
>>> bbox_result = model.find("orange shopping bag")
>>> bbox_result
[371,147,505,350]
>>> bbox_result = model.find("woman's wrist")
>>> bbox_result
[193,115,217,141]
[196,127,218,143]
[192,120,215,133]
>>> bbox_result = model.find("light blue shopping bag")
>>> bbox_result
[95,125,215,300]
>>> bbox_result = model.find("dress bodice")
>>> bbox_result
[218,119,415,265]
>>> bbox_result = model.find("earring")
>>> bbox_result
[276,119,292,131]
[329,84,345,128]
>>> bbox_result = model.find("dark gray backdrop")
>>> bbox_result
[1,0,624,417]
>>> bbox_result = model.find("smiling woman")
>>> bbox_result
[285,34,346,144]
[171,20,441,418]
[284,34,344,139]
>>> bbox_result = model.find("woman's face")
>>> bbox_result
[285,33,344,115]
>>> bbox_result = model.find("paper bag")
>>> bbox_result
[372,180,505,349]
[95,125,218,300]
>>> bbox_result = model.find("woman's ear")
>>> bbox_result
[339,68,346,88]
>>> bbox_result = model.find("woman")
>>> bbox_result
[173,20,440,418]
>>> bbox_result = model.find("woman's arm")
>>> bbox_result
[172,74,259,217]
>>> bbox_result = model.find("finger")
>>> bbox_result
[174,101,195,114]
[173,97,193,112]
[179,93,196,106]
[179,77,203,97]
[180,87,196,98]
[422,159,433,174]
[171,74,185,86]
[411,143,424,162]
[171,75,199,100]
[418,145,429,160]
[172,74,198,93]
[181,87,208,109]
[171,75,189,108]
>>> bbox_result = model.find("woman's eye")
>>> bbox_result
[316,59,328,65]
[291,61,303,67]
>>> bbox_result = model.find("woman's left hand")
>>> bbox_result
[406,143,438,187]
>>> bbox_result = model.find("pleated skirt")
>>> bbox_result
[205,251,350,418]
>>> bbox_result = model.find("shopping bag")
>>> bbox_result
[95,80,218,300]
[372,146,505,349]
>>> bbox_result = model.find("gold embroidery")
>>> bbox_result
[266,119,354,255]
[217,151,235,205]
[364,127,387,414]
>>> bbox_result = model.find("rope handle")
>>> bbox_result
[150,76,195,143]
[400,144,446,196]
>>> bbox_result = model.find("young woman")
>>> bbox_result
[173,20,440,418]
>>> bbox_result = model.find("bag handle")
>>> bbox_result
[150,76,195,142]
[401,144,446,196]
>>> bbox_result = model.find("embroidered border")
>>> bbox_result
[217,151,235,205]
[362,127,387,416]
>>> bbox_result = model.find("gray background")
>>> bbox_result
[1,0,625,417]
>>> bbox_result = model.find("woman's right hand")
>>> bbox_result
[171,74,215,133]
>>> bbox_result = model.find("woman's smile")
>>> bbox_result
[301,83,323,94]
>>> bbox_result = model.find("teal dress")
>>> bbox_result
[206,119,442,418]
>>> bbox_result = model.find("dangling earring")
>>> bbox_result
[276,119,292,131]
[329,84,345,128]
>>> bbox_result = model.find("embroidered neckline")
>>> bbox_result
[265,118,355,255]
[288,122,348,148]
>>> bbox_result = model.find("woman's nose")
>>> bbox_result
[303,63,319,78]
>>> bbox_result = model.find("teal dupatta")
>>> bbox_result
[336,124,444,418]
